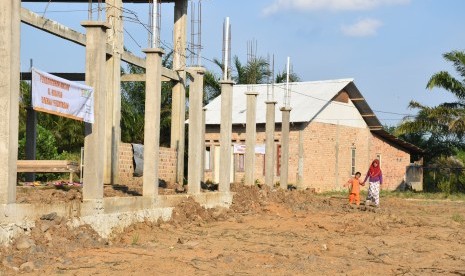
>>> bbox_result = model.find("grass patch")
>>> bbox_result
[316,189,465,201]
[452,213,464,224]
[380,190,465,201]
[131,233,140,245]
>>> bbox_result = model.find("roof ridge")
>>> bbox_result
[233,78,354,88]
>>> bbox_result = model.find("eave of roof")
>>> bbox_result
[343,82,424,154]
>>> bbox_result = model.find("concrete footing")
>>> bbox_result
[0,192,233,245]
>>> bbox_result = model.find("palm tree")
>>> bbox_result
[203,55,271,104]
[120,49,174,146]
[275,69,301,83]
[398,50,465,139]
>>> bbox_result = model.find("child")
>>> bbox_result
[344,172,363,205]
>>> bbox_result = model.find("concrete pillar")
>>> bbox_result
[82,21,110,200]
[335,121,340,189]
[171,0,188,184]
[142,48,164,197]
[244,92,259,186]
[104,0,123,185]
[0,0,20,204]
[187,67,205,194]
[201,107,207,183]
[297,126,305,187]
[219,80,234,193]
[280,107,292,189]
[265,101,277,187]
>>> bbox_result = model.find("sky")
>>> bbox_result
[20,0,465,126]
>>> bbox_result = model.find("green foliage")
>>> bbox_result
[275,68,301,83]
[121,64,146,144]
[18,125,58,160]
[19,80,85,155]
[131,233,140,245]
[204,70,221,105]
[422,156,465,193]
[398,50,465,149]
[451,213,464,224]
[396,50,465,168]
[17,125,74,182]
[120,49,174,146]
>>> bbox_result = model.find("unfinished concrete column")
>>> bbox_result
[244,92,259,186]
[280,107,292,189]
[82,21,110,200]
[187,67,205,194]
[0,0,20,204]
[104,0,123,185]
[142,48,164,197]
[201,107,207,183]
[219,80,234,193]
[171,0,188,184]
[297,126,305,188]
[265,101,277,187]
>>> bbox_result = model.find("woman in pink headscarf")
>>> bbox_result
[361,159,383,207]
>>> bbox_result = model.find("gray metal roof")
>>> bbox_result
[204,79,354,125]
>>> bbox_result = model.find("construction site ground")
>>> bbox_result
[2,183,465,275]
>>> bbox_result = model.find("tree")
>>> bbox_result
[275,68,301,83]
[203,70,221,105]
[398,50,465,139]
[120,50,174,146]
[18,80,84,157]
[396,50,465,164]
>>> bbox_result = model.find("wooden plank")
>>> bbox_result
[17,160,80,173]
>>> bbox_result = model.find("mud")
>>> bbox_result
[3,184,465,275]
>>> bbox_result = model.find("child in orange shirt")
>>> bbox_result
[344,172,363,205]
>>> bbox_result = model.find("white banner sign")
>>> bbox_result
[233,144,266,154]
[32,68,94,123]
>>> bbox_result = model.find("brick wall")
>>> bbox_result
[204,121,411,192]
[371,134,410,190]
[118,143,177,185]
[296,122,410,192]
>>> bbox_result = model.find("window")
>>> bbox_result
[204,146,212,171]
[351,146,356,175]
[376,154,382,166]
[236,154,245,172]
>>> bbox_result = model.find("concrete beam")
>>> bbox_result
[21,1,177,3]
[21,7,87,46]
[20,7,179,82]
[21,72,172,82]
[121,73,172,82]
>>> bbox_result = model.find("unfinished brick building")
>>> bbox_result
[203,79,423,192]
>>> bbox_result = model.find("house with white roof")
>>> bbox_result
[202,79,422,192]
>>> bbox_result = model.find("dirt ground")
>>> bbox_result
[3,184,465,275]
